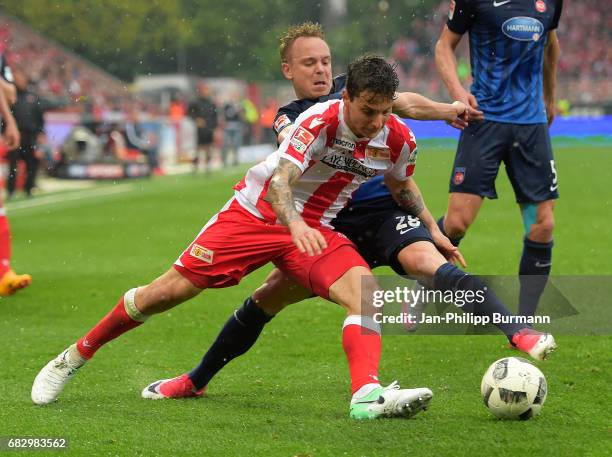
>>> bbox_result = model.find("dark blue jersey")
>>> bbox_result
[448,0,562,124]
[272,73,390,203]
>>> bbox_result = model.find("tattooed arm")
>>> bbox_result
[385,175,435,229]
[266,158,328,256]
[267,158,303,225]
[385,174,466,267]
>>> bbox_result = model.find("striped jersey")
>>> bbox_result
[235,99,418,228]
[272,74,394,203]
[447,0,562,124]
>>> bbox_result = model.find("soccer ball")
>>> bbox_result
[481,357,547,420]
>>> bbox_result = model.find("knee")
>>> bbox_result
[398,243,446,282]
[329,267,375,316]
[136,273,199,314]
[529,214,555,242]
[444,212,471,239]
[252,270,311,315]
[135,283,178,314]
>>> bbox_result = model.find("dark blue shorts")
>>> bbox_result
[449,120,559,203]
[332,196,434,275]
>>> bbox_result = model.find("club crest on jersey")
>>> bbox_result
[190,244,214,264]
[290,126,315,154]
[535,0,546,12]
[453,167,466,185]
[273,114,292,134]
[365,146,391,160]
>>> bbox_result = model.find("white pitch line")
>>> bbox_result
[6,184,133,212]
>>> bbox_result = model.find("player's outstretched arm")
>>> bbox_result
[392,93,481,129]
[435,26,479,112]
[266,158,327,256]
[385,174,466,267]
[543,30,560,126]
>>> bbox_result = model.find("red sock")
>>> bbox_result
[342,316,381,394]
[0,214,12,276]
[76,297,142,359]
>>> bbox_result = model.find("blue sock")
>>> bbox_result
[434,263,526,340]
[519,238,553,317]
[188,297,273,389]
[437,216,463,247]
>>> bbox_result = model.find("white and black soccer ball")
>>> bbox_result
[481,357,547,420]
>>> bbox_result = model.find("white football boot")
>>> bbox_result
[32,345,86,405]
[349,381,433,419]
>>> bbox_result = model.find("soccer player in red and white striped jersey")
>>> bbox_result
[32,56,434,419]
[232,98,417,229]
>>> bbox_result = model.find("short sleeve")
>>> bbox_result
[278,115,327,172]
[273,103,300,136]
[447,0,472,35]
[550,0,563,30]
[386,143,418,181]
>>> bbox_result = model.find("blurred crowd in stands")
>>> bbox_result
[390,0,611,109]
[0,2,609,190]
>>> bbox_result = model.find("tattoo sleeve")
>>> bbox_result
[396,187,425,216]
[265,158,303,225]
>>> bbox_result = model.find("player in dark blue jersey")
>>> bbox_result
[141,23,556,402]
[435,0,562,317]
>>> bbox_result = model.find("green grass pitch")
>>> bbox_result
[1,142,610,456]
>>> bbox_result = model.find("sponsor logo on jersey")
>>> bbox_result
[449,0,456,20]
[502,17,544,41]
[333,137,356,151]
[273,114,292,134]
[190,244,214,263]
[535,0,546,13]
[365,146,391,160]
[290,127,315,154]
[321,153,377,178]
[453,167,466,185]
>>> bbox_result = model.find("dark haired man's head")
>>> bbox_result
[342,56,398,139]
[346,55,399,103]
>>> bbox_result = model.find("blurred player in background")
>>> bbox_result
[188,82,218,173]
[435,0,563,317]
[141,23,555,406]
[222,93,243,167]
[0,54,31,296]
[6,67,45,198]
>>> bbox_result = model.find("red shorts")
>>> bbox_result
[173,198,369,299]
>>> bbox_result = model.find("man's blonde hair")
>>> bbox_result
[279,22,326,63]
